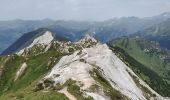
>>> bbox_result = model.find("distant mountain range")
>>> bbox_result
[134,18,170,50]
[1,12,170,53]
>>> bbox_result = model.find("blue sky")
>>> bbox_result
[1,0,170,21]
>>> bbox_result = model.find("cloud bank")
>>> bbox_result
[0,0,170,21]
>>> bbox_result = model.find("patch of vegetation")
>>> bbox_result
[64,79,93,100]
[79,59,86,63]
[0,48,66,99]
[0,55,24,95]
[88,84,100,92]
[26,45,45,56]
[34,78,55,92]
[90,68,127,100]
[0,59,68,100]
[0,89,68,100]
[68,47,74,53]
[10,50,63,92]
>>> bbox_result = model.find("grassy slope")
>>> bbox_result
[0,49,68,100]
[112,37,169,78]
[109,37,170,96]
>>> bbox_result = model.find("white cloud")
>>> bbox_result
[0,0,170,21]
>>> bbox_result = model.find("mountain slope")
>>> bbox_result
[0,33,169,100]
[135,18,170,50]
[109,37,170,96]
[42,42,158,100]
[0,19,55,53]
[0,48,67,100]
[0,31,72,99]
[1,28,67,55]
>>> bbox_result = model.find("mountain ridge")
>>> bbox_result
[1,28,67,55]
[0,33,169,100]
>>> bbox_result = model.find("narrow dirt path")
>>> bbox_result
[58,87,77,100]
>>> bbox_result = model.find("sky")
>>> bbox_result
[0,0,170,21]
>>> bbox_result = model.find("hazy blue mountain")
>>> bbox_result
[1,28,67,55]
[1,12,170,53]
[135,18,170,50]
[0,19,55,53]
